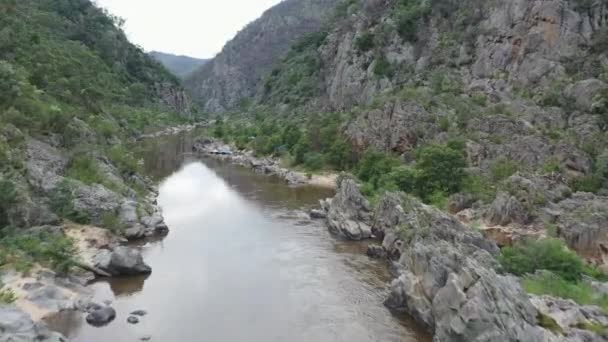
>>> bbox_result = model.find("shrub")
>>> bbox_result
[0,179,17,228]
[65,154,103,185]
[522,271,608,313]
[107,145,140,176]
[571,175,604,194]
[489,159,519,181]
[415,144,467,197]
[499,238,586,281]
[303,152,325,171]
[0,230,78,274]
[355,32,375,52]
[101,211,125,233]
[51,180,90,224]
[357,149,400,187]
[0,281,16,304]
[373,53,393,78]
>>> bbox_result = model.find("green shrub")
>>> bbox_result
[65,154,103,185]
[536,312,563,334]
[101,211,125,233]
[355,32,375,52]
[357,149,400,187]
[489,159,519,181]
[373,53,393,78]
[51,180,90,224]
[571,175,604,194]
[0,179,17,228]
[415,144,467,197]
[499,238,586,281]
[394,0,429,42]
[107,145,140,176]
[523,271,608,313]
[303,152,325,171]
[0,281,16,304]
[0,230,78,274]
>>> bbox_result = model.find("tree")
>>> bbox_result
[415,144,466,196]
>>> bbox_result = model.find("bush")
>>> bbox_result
[51,180,90,224]
[523,271,608,313]
[489,159,519,181]
[499,238,587,281]
[357,149,400,187]
[373,53,393,78]
[107,145,140,176]
[65,154,103,185]
[355,32,375,52]
[303,152,325,171]
[415,144,466,197]
[0,179,17,228]
[0,230,78,274]
[0,281,16,304]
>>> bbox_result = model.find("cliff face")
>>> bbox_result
[260,0,608,110]
[184,0,338,113]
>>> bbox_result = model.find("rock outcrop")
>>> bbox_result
[325,177,373,240]
[321,177,565,341]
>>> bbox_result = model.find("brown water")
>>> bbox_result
[48,133,430,342]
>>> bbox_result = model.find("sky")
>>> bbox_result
[94,0,283,59]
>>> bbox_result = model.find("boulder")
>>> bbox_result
[85,306,116,327]
[565,79,606,112]
[326,177,372,240]
[484,192,528,226]
[0,306,66,342]
[93,246,151,276]
[127,316,139,324]
[366,245,387,259]
[309,209,327,219]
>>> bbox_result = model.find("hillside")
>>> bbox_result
[209,0,608,339]
[0,0,193,299]
[150,51,208,79]
[183,0,338,113]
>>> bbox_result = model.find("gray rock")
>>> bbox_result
[545,193,608,266]
[130,310,147,316]
[25,139,67,193]
[484,192,528,226]
[565,79,606,112]
[124,224,146,241]
[366,245,387,259]
[127,316,139,324]
[93,246,152,276]
[309,209,327,219]
[0,306,66,342]
[85,306,116,327]
[326,177,372,240]
[370,193,552,341]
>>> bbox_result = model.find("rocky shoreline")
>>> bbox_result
[313,176,608,342]
[192,137,337,189]
[1,133,172,340]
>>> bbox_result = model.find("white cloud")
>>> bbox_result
[94,0,283,58]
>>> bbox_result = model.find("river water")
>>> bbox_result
[48,133,429,342]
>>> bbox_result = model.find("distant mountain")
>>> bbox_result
[184,0,338,113]
[150,51,208,79]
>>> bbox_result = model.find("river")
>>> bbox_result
[48,133,429,342]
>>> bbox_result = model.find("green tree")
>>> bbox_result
[415,144,466,196]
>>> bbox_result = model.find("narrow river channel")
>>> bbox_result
[49,133,430,342]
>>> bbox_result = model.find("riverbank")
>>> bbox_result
[192,138,338,189]
[315,176,608,341]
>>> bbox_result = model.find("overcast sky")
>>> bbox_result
[94,0,283,59]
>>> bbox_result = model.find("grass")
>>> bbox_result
[523,271,608,314]
[0,281,17,304]
[0,230,78,275]
[536,312,563,334]
[575,322,608,337]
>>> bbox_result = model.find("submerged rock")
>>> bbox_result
[127,316,139,324]
[130,310,147,316]
[326,177,372,240]
[85,306,116,327]
[0,306,66,342]
[93,246,152,276]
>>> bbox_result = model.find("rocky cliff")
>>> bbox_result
[184,0,338,113]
